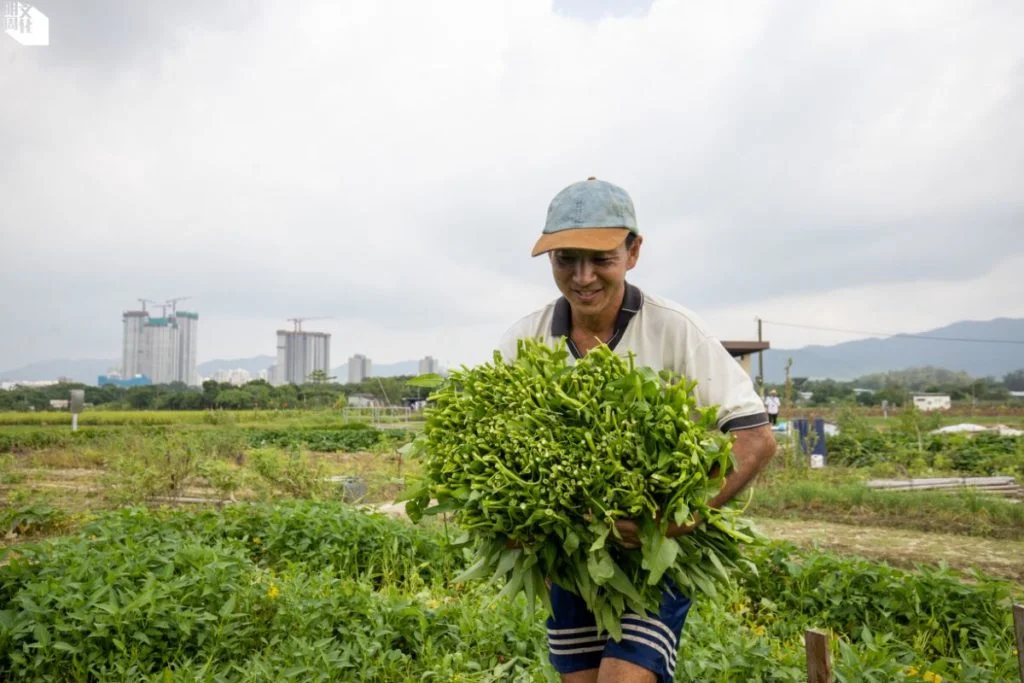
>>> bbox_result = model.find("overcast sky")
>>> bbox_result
[2,0,1022,371]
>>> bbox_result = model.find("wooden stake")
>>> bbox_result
[805,630,832,683]
[1014,604,1024,683]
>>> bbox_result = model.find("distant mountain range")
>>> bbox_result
[3,318,1021,386]
[761,317,1024,383]
[0,358,119,385]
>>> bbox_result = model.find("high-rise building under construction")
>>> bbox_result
[273,330,331,385]
[119,303,199,386]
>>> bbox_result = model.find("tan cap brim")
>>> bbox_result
[531,227,631,257]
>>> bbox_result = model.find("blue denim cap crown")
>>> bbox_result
[543,177,638,235]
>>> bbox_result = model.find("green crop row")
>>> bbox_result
[0,425,412,455]
[0,411,244,427]
[245,427,410,452]
[0,502,1018,681]
[826,431,1024,477]
[0,409,425,429]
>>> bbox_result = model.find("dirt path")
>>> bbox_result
[751,516,1024,583]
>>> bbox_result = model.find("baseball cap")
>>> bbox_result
[531,177,639,257]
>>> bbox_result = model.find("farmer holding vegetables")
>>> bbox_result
[498,177,777,683]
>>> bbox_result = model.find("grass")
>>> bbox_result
[747,479,1024,539]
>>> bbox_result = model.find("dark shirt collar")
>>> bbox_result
[551,282,644,357]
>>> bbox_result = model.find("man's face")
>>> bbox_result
[549,236,642,317]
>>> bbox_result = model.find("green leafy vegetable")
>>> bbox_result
[404,337,759,637]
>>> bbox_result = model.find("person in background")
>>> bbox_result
[765,389,781,425]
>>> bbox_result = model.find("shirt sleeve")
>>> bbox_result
[686,338,770,432]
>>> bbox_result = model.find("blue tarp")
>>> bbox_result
[790,417,827,459]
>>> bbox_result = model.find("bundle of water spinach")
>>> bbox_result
[403,337,759,639]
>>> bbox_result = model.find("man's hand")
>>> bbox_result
[615,513,702,547]
[613,519,642,549]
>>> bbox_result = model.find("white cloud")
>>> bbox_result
[1,0,1022,370]
[695,253,1024,349]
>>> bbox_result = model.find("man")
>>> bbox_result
[765,389,781,425]
[498,177,777,683]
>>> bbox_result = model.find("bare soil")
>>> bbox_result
[751,516,1024,583]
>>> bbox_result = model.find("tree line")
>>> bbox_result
[765,366,1024,408]
[3,366,1022,412]
[0,375,430,412]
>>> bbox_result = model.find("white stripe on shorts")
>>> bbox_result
[547,634,608,646]
[618,633,676,678]
[622,613,678,647]
[620,621,677,666]
[548,625,600,636]
[548,644,606,656]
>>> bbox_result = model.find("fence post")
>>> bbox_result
[805,630,832,683]
[1014,604,1024,683]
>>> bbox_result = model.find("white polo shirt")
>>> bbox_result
[498,283,769,433]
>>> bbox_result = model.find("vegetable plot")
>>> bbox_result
[404,338,758,638]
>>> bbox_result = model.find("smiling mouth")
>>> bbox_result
[574,289,601,301]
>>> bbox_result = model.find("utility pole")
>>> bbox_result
[757,317,765,396]
[784,358,794,408]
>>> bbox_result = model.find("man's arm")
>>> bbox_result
[707,424,776,509]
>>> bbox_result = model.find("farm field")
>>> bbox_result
[1,408,1023,681]
[750,517,1024,583]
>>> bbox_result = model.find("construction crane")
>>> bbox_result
[287,317,332,333]
[137,298,158,312]
[166,296,192,314]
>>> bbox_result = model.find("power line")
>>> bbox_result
[759,319,1024,345]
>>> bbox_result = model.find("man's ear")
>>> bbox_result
[626,235,643,269]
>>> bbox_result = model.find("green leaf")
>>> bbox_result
[219,594,236,618]
[641,533,680,586]
[453,555,491,583]
[589,524,611,552]
[563,530,580,555]
[586,550,615,585]
[491,549,522,583]
[524,565,537,617]
[705,547,730,582]
[422,499,459,516]
[606,562,645,605]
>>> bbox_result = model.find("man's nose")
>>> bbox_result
[573,259,597,285]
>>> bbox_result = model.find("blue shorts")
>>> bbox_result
[546,581,692,682]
